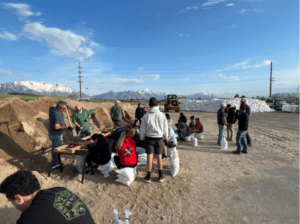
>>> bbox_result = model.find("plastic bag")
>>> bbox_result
[116,177,132,186]
[220,137,228,150]
[167,147,177,156]
[185,135,192,142]
[138,153,147,158]
[170,153,180,177]
[138,157,147,162]
[113,209,124,224]
[116,167,137,182]
[124,209,132,224]
[196,132,203,140]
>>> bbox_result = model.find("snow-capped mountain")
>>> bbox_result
[0,81,90,98]
[93,89,166,100]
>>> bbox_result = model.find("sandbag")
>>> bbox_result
[220,137,228,150]
[170,153,180,177]
[185,135,192,142]
[196,132,203,139]
[116,167,137,182]
[116,177,132,186]
[97,161,113,177]
[136,147,145,156]
[191,137,197,146]
[167,147,177,156]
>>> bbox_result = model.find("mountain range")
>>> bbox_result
[93,89,166,100]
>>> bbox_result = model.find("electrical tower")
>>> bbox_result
[78,62,83,98]
[269,61,274,97]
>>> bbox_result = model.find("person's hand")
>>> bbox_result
[67,126,73,131]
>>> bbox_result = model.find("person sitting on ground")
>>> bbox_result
[85,134,112,175]
[175,112,187,128]
[177,119,190,140]
[114,127,138,169]
[0,171,96,223]
[190,118,203,136]
[162,127,177,159]
[189,116,196,128]
[108,122,124,153]
[165,113,172,128]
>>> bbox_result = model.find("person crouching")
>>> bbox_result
[114,127,138,169]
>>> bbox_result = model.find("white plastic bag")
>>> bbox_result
[116,167,137,183]
[185,135,192,142]
[196,132,203,140]
[97,161,113,176]
[113,209,124,224]
[138,157,147,162]
[167,147,177,156]
[138,153,147,158]
[220,137,228,150]
[124,209,132,224]
[116,177,132,186]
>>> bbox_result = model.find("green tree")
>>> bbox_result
[234,94,239,98]
[198,97,202,100]
[241,95,246,98]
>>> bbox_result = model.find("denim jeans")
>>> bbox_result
[245,132,251,145]
[236,130,248,153]
[79,130,91,138]
[49,133,63,167]
[113,119,123,129]
[218,124,226,145]
[179,130,190,138]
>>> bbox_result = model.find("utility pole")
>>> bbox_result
[78,62,83,98]
[269,61,273,98]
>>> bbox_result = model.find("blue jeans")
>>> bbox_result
[245,132,251,145]
[50,134,63,167]
[218,124,226,145]
[79,130,91,138]
[236,130,248,153]
[113,119,123,129]
[178,130,190,138]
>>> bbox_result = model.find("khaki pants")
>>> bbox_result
[227,123,234,139]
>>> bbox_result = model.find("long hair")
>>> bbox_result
[116,126,133,149]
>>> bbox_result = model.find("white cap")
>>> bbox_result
[115,100,120,104]
[220,103,226,107]
[241,99,246,102]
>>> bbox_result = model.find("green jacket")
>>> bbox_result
[71,108,91,133]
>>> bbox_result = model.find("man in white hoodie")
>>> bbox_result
[140,97,169,183]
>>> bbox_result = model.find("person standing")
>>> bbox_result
[140,97,168,183]
[217,103,228,146]
[49,101,73,169]
[110,100,125,129]
[72,105,92,138]
[226,104,236,141]
[233,105,249,154]
[133,103,144,127]
[240,99,252,146]
[0,171,96,223]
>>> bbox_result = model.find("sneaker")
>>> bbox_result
[232,151,241,155]
[158,176,166,183]
[143,176,151,183]
[241,151,248,154]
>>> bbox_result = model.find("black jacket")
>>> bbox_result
[227,107,237,123]
[135,107,144,119]
[235,111,248,131]
[180,115,187,123]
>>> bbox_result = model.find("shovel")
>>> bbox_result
[78,121,87,136]
[65,107,76,136]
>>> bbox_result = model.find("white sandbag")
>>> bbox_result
[138,153,147,158]
[167,147,177,156]
[138,157,147,162]
[75,148,88,173]
[116,167,137,182]
[220,137,228,150]
[137,161,147,166]
[170,153,180,177]
[191,137,197,146]
[196,132,203,140]
[116,177,132,186]
[185,135,192,142]
[97,161,113,176]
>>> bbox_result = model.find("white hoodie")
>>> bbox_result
[140,106,168,140]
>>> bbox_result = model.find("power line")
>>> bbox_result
[77,62,83,98]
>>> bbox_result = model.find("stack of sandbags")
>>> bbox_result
[282,104,299,113]
[169,148,180,177]
[97,160,114,177]
[181,98,275,112]
[116,167,137,186]
[137,153,147,165]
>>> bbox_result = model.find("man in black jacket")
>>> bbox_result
[226,104,236,141]
[233,105,249,154]
[133,103,144,127]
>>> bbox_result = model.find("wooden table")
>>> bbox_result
[48,143,90,183]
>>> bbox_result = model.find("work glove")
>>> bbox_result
[85,118,89,122]
[67,126,73,131]
[79,126,83,130]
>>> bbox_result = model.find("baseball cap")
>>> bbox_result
[241,99,246,102]
[220,103,226,107]
[149,97,158,107]
[115,100,120,104]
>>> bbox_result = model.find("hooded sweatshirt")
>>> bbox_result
[140,106,168,140]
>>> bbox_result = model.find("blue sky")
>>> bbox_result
[0,0,298,97]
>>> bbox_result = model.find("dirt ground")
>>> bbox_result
[0,109,299,224]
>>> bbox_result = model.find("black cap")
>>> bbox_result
[149,97,158,107]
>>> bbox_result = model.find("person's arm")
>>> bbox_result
[140,116,147,141]
[54,123,69,130]
[122,110,125,119]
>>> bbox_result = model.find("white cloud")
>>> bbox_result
[202,0,227,7]
[179,5,199,14]
[253,8,264,12]
[0,69,31,77]
[4,3,41,18]
[0,31,18,41]
[218,60,271,72]
[141,74,160,80]
[226,3,235,6]
[239,9,247,13]
[22,22,94,61]
[209,74,240,81]
[178,33,190,37]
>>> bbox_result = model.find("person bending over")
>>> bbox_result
[114,127,138,169]
[162,127,178,159]
[0,171,95,223]
[85,134,112,175]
